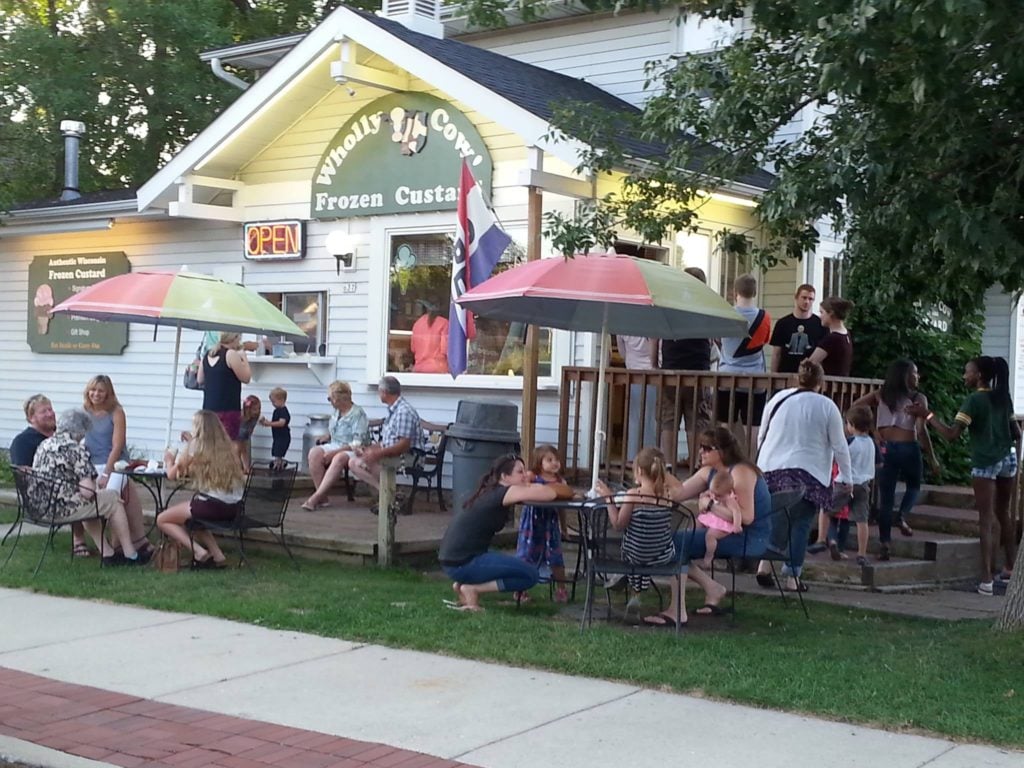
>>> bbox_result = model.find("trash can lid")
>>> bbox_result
[455,398,518,433]
[447,423,521,444]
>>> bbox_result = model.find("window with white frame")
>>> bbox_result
[259,291,325,354]
[823,254,843,299]
[384,230,552,376]
[717,238,754,302]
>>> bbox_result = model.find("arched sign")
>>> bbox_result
[310,92,493,219]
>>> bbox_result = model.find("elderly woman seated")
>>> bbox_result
[31,408,149,566]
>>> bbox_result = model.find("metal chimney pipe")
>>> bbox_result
[59,119,86,202]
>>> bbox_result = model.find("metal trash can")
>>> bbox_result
[301,415,331,473]
[448,398,521,512]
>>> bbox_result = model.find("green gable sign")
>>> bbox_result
[27,252,130,355]
[311,92,493,219]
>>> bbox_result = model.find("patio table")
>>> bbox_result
[114,466,187,533]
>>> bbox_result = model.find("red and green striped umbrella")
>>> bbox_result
[51,269,306,448]
[456,253,746,338]
[50,269,306,337]
[457,254,747,492]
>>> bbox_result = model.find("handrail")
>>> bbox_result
[557,366,882,486]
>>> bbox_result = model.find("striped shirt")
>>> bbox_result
[620,502,676,591]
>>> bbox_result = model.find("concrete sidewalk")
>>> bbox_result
[0,588,1019,768]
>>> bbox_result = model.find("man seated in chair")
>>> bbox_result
[31,409,147,566]
[12,393,90,558]
[349,376,423,512]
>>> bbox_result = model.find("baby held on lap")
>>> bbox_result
[697,471,743,569]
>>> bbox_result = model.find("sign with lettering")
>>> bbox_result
[27,252,130,355]
[244,220,304,261]
[310,92,493,220]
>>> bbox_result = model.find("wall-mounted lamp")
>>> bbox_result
[325,230,356,274]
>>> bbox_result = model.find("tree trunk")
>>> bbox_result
[995,538,1024,630]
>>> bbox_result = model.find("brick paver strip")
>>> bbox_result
[0,667,479,768]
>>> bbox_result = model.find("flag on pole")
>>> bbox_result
[448,161,511,377]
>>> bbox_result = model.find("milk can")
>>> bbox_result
[301,414,332,473]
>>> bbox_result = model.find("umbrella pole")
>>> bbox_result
[590,312,609,495]
[166,323,182,451]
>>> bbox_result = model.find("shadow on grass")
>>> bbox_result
[0,531,1021,748]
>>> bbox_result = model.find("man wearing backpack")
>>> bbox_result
[716,274,772,447]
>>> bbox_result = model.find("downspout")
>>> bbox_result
[210,58,249,91]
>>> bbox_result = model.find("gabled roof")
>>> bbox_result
[139,5,770,211]
[355,10,774,190]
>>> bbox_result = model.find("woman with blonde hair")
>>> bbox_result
[198,331,252,465]
[82,375,150,558]
[157,410,246,568]
[303,380,369,510]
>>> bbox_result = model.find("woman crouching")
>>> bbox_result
[439,454,573,611]
[157,410,245,569]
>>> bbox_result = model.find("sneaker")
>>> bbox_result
[898,521,914,537]
[877,543,891,562]
[856,555,868,567]
[101,552,126,567]
[828,541,842,561]
[978,581,994,596]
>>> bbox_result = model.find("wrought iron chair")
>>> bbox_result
[578,494,695,636]
[6,466,106,576]
[757,488,813,618]
[705,487,805,617]
[187,463,299,570]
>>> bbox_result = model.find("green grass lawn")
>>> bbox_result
[0,530,1021,748]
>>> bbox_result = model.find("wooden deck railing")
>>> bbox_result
[556,367,883,486]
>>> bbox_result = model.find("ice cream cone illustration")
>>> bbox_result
[34,284,54,335]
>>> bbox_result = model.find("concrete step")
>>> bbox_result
[918,484,976,510]
[906,504,980,537]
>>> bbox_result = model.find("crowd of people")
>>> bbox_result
[6,293,1018,610]
[9,330,425,569]
[441,277,1018,617]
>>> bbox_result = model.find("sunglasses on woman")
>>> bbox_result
[698,444,718,452]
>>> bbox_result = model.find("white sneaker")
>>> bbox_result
[978,581,994,596]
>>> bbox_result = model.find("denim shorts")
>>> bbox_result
[971,451,1018,479]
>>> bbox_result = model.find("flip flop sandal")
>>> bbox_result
[695,603,732,617]
[444,603,483,612]
[72,543,92,558]
[642,613,685,629]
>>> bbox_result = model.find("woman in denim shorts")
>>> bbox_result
[912,356,1019,595]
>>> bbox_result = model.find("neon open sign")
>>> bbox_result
[243,220,304,261]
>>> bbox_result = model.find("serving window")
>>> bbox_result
[385,230,551,377]
[260,291,325,353]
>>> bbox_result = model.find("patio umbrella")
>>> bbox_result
[50,268,307,448]
[456,253,747,492]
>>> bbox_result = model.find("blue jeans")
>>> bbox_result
[766,497,817,578]
[442,552,539,593]
[877,441,922,543]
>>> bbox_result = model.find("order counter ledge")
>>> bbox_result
[247,355,337,386]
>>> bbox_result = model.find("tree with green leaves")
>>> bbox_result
[0,0,376,209]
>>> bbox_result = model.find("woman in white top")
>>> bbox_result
[158,410,246,569]
[755,360,852,591]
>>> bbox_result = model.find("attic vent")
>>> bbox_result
[380,0,444,38]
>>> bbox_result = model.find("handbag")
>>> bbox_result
[151,536,180,573]
[183,343,204,390]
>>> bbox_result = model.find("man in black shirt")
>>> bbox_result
[769,284,825,374]
[10,393,56,467]
[658,267,712,472]
[10,393,88,555]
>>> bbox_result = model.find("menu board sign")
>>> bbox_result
[27,252,130,354]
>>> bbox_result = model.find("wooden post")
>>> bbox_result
[377,458,400,567]
[520,183,542,462]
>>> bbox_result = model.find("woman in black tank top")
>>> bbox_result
[439,455,571,612]
[197,332,252,463]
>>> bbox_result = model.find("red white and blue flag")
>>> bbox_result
[448,161,511,378]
